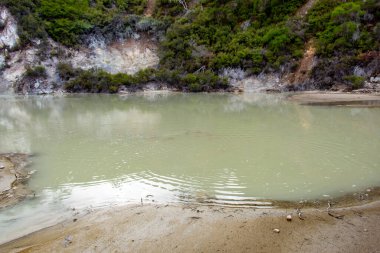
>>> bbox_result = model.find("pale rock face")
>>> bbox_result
[71,39,159,75]
[232,74,283,92]
[0,54,5,69]
[0,48,38,92]
[0,7,19,49]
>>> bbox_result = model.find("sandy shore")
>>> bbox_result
[288,92,380,106]
[1,200,380,253]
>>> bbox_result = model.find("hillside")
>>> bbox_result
[0,0,379,93]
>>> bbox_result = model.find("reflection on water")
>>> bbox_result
[0,93,380,242]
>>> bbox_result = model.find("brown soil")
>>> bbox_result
[289,40,316,86]
[0,154,33,209]
[2,201,380,253]
[144,0,156,17]
[287,0,319,87]
[110,33,158,52]
[296,0,318,17]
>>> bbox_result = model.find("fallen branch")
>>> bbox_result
[328,211,344,219]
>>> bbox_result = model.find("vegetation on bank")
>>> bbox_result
[0,0,151,46]
[306,0,379,89]
[1,0,379,91]
[58,63,228,93]
[158,0,307,74]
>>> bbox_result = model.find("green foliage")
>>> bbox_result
[343,75,365,89]
[57,63,81,81]
[0,0,148,46]
[63,66,228,93]
[159,0,306,73]
[154,0,184,21]
[307,0,380,56]
[25,65,47,79]
[38,0,96,46]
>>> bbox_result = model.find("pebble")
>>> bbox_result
[63,235,73,247]
[0,163,4,169]
[364,229,368,232]
[273,228,280,233]
[286,214,292,221]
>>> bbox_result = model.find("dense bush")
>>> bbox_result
[305,0,379,89]
[159,0,306,74]
[61,64,228,93]
[307,0,380,56]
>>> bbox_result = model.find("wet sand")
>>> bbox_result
[1,200,380,253]
[0,154,32,209]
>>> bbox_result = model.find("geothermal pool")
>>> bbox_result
[0,93,379,242]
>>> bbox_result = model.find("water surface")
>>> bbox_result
[1,93,380,242]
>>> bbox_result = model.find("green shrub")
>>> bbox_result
[62,65,228,93]
[25,66,47,79]
[57,62,80,81]
[343,75,365,89]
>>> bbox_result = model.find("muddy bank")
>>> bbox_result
[0,153,33,209]
[1,201,380,253]
[288,92,380,107]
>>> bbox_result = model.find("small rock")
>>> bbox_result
[286,214,292,221]
[273,228,280,233]
[364,229,368,232]
[28,170,37,175]
[63,235,73,247]
[0,163,5,169]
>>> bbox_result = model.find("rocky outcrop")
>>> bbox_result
[71,36,159,75]
[0,7,18,50]
[0,6,19,92]
[0,7,160,94]
[235,74,284,93]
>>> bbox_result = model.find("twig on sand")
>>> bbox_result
[328,212,344,219]
[327,201,344,219]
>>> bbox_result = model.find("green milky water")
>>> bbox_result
[0,93,380,242]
